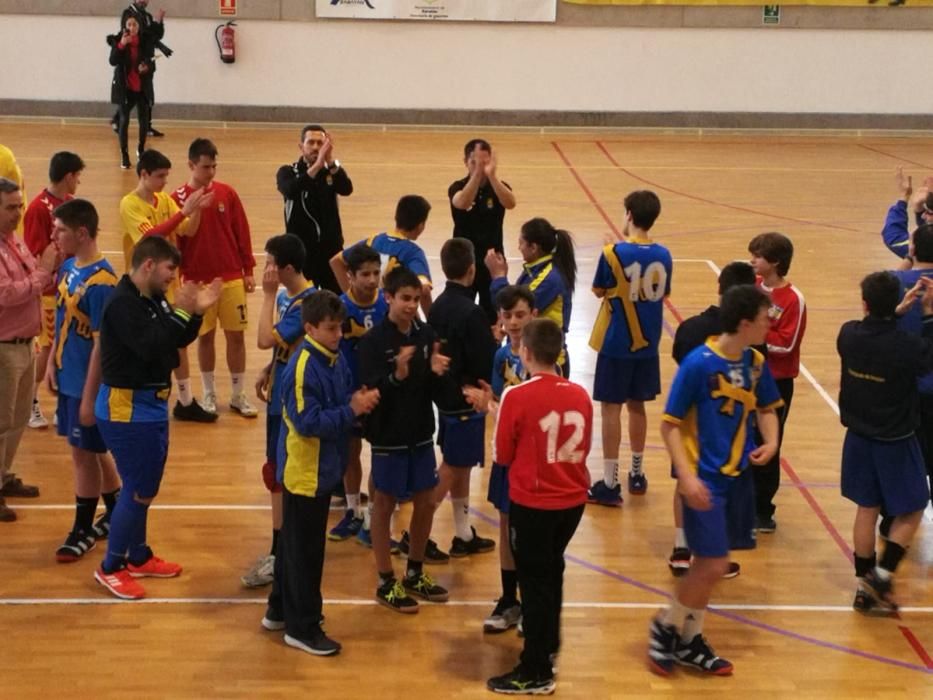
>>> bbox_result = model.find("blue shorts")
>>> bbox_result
[372,443,438,500]
[593,354,661,404]
[487,463,510,514]
[96,419,169,499]
[438,412,486,468]
[683,475,748,558]
[266,413,282,464]
[841,431,931,516]
[56,394,107,453]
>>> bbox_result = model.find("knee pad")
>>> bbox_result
[262,461,282,493]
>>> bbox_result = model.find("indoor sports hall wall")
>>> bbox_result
[0,12,931,127]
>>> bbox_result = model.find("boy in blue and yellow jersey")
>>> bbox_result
[331,194,434,316]
[89,237,222,600]
[881,167,933,262]
[241,234,316,589]
[45,199,122,563]
[329,244,387,543]
[648,285,780,678]
[486,217,576,377]
[262,291,380,657]
[587,191,673,506]
[483,284,536,635]
[119,149,217,423]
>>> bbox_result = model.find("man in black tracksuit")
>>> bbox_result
[838,271,933,614]
[277,125,353,294]
[358,267,452,613]
[427,238,498,557]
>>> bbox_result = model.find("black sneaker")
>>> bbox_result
[92,511,112,540]
[674,634,734,675]
[484,596,522,633]
[173,399,219,423]
[450,526,496,557]
[399,530,450,564]
[859,570,899,615]
[668,547,691,577]
[376,577,419,614]
[647,615,679,676]
[121,153,131,170]
[402,570,449,602]
[852,587,876,615]
[722,562,741,579]
[261,606,285,631]
[56,530,96,563]
[284,630,341,656]
[756,515,777,534]
[487,665,555,695]
[147,127,165,138]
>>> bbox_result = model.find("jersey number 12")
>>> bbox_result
[538,410,586,463]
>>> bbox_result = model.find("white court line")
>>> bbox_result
[699,258,840,416]
[1,597,930,613]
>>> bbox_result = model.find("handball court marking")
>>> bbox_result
[551,139,933,673]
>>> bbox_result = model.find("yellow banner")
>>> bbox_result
[564,0,931,5]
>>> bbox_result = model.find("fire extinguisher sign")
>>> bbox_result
[220,0,237,16]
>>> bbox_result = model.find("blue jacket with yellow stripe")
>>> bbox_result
[276,335,355,498]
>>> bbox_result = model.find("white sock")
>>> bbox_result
[346,492,361,518]
[603,459,619,488]
[201,371,216,396]
[177,379,192,406]
[874,566,892,582]
[681,608,706,642]
[452,497,472,541]
[364,502,373,529]
[662,600,689,631]
[231,373,244,396]
[674,528,688,549]
[631,452,644,476]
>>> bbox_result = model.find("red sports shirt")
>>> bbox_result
[494,372,593,510]
[172,181,255,283]
[23,189,71,296]
[758,279,806,380]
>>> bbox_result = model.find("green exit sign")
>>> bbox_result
[763,5,781,24]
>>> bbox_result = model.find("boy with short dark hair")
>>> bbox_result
[748,231,806,532]
[330,194,434,315]
[427,238,497,559]
[242,234,317,589]
[329,244,388,543]
[486,318,593,696]
[589,190,672,505]
[649,285,781,677]
[838,271,933,615]
[483,284,536,634]
[262,291,380,656]
[47,199,122,561]
[358,267,453,613]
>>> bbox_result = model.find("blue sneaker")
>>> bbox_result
[356,527,401,554]
[628,471,648,495]
[587,479,623,507]
[328,510,364,541]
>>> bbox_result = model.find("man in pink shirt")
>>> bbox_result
[0,178,59,522]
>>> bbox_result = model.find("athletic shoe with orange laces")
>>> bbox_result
[95,567,146,600]
[127,555,183,578]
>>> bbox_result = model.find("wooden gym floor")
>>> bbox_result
[1,120,932,697]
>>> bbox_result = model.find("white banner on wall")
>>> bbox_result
[317,0,557,22]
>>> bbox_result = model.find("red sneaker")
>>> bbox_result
[95,567,146,600]
[127,555,182,578]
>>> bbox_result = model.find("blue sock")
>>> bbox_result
[103,491,134,572]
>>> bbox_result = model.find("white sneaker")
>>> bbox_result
[241,554,275,588]
[201,391,218,415]
[28,402,48,429]
[230,392,258,418]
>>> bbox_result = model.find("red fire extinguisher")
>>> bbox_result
[215,21,236,64]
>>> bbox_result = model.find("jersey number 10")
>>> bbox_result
[623,261,667,302]
[538,410,586,463]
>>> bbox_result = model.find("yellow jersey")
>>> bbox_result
[119,190,190,270]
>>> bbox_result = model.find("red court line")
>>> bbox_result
[899,626,933,670]
[594,140,861,234]
[857,143,933,171]
[550,141,682,324]
[553,137,933,670]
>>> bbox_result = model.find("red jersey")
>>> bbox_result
[171,181,255,283]
[494,373,593,510]
[758,278,806,380]
[23,188,71,296]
